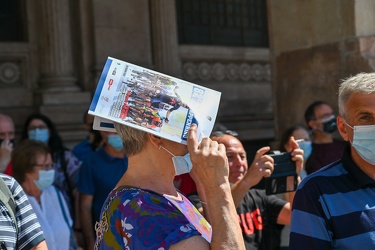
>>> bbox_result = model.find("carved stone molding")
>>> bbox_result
[182,61,271,82]
[0,62,21,85]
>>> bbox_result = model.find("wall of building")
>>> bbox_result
[92,0,153,71]
[268,0,374,141]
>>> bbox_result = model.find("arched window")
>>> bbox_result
[176,0,268,47]
[0,0,27,42]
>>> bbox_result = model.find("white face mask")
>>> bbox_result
[345,121,375,165]
[160,146,193,176]
[34,169,55,190]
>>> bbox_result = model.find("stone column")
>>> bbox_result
[34,0,92,148]
[36,0,79,91]
[150,0,181,77]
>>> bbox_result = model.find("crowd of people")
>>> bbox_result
[0,72,374,249]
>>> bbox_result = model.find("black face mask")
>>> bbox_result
[322,116,337,134]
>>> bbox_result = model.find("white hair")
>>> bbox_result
[338,72,375,117]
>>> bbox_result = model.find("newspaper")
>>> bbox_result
[89,57,221,144]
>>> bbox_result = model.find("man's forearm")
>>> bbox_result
[31,240,48,250]
[288,176,302,208]
[231,178,256,207]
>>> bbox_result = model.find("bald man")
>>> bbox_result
[0,114,15,172]
[208,134,303,250]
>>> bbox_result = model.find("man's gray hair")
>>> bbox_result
[338,72,375,117]
[114,122,147,156]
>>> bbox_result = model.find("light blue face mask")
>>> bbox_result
[34,169,55,190]
[107,134,124,150]
[28,128,49,143]
[345,122,375,165]
[160,146,193,176]
[298,140,313,161]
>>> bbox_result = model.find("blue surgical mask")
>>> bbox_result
[298,140,312,160]
[345,122,375,165]
[107,134,124,150]
[160,146,193,175]
[34,169,55,190]
[28,128,49,143]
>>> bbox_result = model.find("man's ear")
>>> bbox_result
[308,120,316,130]
[337,116,349,141]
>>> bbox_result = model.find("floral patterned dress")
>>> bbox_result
[95,185,212,249]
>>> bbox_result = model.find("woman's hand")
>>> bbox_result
[288,136,304,176]
[187,124,229,190]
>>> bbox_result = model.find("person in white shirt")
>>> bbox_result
[12,139,81,250]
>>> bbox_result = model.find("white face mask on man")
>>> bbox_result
[345,121,375,165]
[159,146,193,175]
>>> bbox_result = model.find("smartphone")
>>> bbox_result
[265,152,297,195]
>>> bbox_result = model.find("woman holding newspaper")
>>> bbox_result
[94,123,245,249]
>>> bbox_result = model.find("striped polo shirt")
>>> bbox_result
[289,147,375,249]
[0,174,45,249]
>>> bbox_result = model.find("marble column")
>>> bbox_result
[36,0,79,92]
[150,0,181,77]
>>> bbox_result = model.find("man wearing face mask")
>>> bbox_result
[0,114,15,172]
[304,101,348,174]
[290,72,375,249]
[78,131,128,250]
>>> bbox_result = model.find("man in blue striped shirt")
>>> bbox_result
[290,72,375,249]
[0,173,47,249]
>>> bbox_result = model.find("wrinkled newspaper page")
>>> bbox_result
[89,57,221,144]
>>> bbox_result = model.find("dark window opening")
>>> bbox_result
[176,0,269,47]
[0,0,28,42]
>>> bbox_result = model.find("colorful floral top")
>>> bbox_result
[94,185,212,249]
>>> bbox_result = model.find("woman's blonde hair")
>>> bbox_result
[114,123,148,156]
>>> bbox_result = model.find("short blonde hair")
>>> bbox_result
[114,123,148,156]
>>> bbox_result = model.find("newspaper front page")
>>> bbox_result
[89,57,221,144]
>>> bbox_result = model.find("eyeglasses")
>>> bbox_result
[33,163,55,170]
[211,130,239,137]
[28,125,48,131]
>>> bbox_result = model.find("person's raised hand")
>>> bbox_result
[288,136,304,176]
[0,139,13,171]
[243,146,274,187]
[187,124,229,190]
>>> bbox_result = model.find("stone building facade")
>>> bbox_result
[0,0,374,152]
